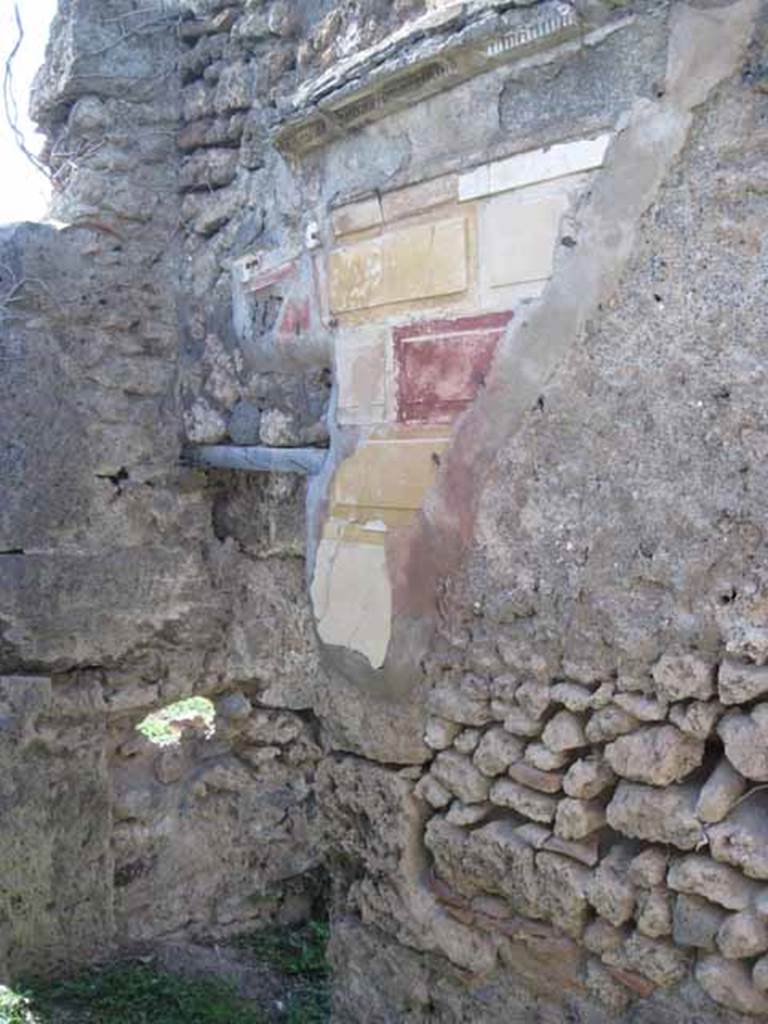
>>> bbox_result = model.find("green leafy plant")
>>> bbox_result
[0,987,36,1024]
[23,965,264,1024]
[136,696,215,746]
[236,921,330,977]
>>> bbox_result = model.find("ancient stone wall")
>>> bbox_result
[2,0,768,1021]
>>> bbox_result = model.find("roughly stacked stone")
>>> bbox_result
[416,650,768,1015]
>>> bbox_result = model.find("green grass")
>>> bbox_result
[136,696,215,746]
[235,921,330,977]
[0,986,36,1024]
[9,966,264,1024]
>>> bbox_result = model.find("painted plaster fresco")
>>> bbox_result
[310,134,610,668]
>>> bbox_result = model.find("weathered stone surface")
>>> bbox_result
[428,679,491,727]
[717,911,768,959]
[489,779,558,823]
[514,680,552,721]
[550,681,594,713]
[586,847,636,926]
[507,761,562,794]
[605,725,704,786]
[502,707,542,738]
[753,955,768,993]
[668,700,724,739]
[606,782,703,850]
[628,848,668,889]
[636,887,673,939]
[695,757,747,823]
[612,692,668,722]
[554,798,605,840]
[425,818,540,918]
[718,659,768,705]
[584,917,625,957]
[473,727,524,777]
[453,728,482,755]
[667,855,759,911]
[414,774,452,809]
[695,956,768,1016]
[431,751,490,805]
[673,894,727,950]
[534,851,591,939]
[652,652,715,702]
[718,705,768,781]
[424,716,461,750]
[708,796,768,879]
[524,742,570,772]
[602,932,691,988]
[562,755,615,800]
[541,710,587,752]
[585,707,639,744]
[445,800,489,826]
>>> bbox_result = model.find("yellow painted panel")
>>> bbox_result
[328,218,468,313]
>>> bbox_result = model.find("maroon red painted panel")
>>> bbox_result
[394,311,513,424]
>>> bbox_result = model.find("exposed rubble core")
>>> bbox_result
[2,0,768,1020]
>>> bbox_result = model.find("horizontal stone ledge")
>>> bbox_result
[181,444,327,475]
[275,1,627,156]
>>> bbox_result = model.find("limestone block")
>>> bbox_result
[425,818,540,917]
[414,774,452,810]
[503,707,542,737]
[753,955,768,992]
[554,798,605,840]
[696,757,747,823]
[563,756,616,800]
[605,725,704,786]
[637,888,673,938]
[489,779,558,823]
[534,851,591,939]
[473,726,524,776]
[524,742,571,771]
[331,195,383,238]
[393,312,512,425]
[585,706,639,743]
[328,217,468,314]
[628,848,669,889]
[431,750,491,804]
[717,911,768,959]
[584,918,625,956]
[541,710,587,752]
[584,959,631,1013]
[667,855,758,911]
[514,823,551,850]
[586,848,636,926]
[612,692,668,722]
[428,683,491,728]
[606,781,704,850]
[515,680,552,721]
[336,326,388,425]
[718,704,768,780]
[490,673,520,701]
[602,932,690,988]
[458,133,611,201]
[708,795,768,879]
[424,716,461,750]
[311,536,391,668]
[590,681,616,709]
[453,728,481,754]
[651,652,715,702]
[543,833,599,868]
[669,699,724,739]
[673,894,727,950]
[445,800,490,826]
[695,956,768,1016]
[551,681,593,713]
[718,658,768,705]
[508,761,562,794]
[381,174,456,223]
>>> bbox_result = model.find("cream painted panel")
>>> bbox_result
[311,536,392,668]
[336,326,389,425]
[328,218,468,313]
[459,133,611,201]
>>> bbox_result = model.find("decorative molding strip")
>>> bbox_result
[275,2,586,156]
